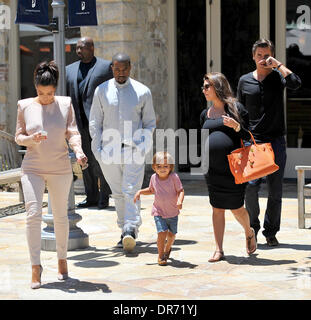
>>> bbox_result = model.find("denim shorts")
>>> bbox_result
[154,215,178,234]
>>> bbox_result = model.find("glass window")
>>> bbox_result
[286,0,311,148]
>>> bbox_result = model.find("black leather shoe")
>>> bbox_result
[76,199,97,208]
[116,235,124,248]
[98,201,109,209]
[266,236,279,247]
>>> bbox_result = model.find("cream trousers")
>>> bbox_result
[21,173,73,266]
[98,160,144,237]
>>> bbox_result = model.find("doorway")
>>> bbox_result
[176,0,207,172]
[220,0,259,94]
[176,0,260,173]
[284,0,311,178]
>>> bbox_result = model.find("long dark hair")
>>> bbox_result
[34,61,59,88]
[203,72,242,123]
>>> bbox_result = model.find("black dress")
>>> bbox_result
[200,102,250,209]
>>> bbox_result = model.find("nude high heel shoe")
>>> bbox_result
[31,265,43,289]
[58,259,68,280]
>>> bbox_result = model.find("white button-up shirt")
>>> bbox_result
[89,77,156,162]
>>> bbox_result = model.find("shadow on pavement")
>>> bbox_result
[225,254,296,266]
[167,257,198,269]
[257,243,311,251]
[123,239,197,257]
[74,260,119,268]
[174,239,197,246]
[141,239,198,268]
[68,246,123,268]
[67,243,164,265]
[67,239,198,266]
[76,205,116,212]
[40,277,111,293]
[145,256,198,269]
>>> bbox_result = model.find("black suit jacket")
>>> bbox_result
[66,57,113,131]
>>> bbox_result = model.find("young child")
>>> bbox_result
[134,151,184,266]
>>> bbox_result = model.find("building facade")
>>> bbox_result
[0,0,10,132]
[0,0,310,178]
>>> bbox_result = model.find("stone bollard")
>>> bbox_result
[41,153,89,251]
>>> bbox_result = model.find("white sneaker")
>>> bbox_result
[122,234,136,252]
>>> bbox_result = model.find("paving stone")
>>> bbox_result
[0,181,311,300]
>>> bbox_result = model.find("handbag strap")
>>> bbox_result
[240,131,257,148]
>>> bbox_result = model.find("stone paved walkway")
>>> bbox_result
[0,180,311,301]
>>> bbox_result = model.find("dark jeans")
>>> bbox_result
[80,126,111,204]
[245,136,287,238]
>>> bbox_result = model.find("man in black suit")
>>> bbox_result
[66,37,112,209]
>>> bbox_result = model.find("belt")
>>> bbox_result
[121,143,133,148]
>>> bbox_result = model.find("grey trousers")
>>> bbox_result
[21,173,72,266]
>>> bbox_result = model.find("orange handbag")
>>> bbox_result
[227,131,279,184]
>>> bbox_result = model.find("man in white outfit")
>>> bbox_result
[89,53,156,252]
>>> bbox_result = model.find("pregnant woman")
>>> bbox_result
[200,72,257,262]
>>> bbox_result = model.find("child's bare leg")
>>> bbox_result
[157,231,168,259]
[164,231,175,257]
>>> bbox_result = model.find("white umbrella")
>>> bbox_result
[19,24,51,37]
[35,36,80,45]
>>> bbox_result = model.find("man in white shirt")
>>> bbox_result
[89,53,156,252]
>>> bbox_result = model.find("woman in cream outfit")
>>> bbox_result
[15,61,87,289]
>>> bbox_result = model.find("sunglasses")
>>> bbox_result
[201,83,212,91]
